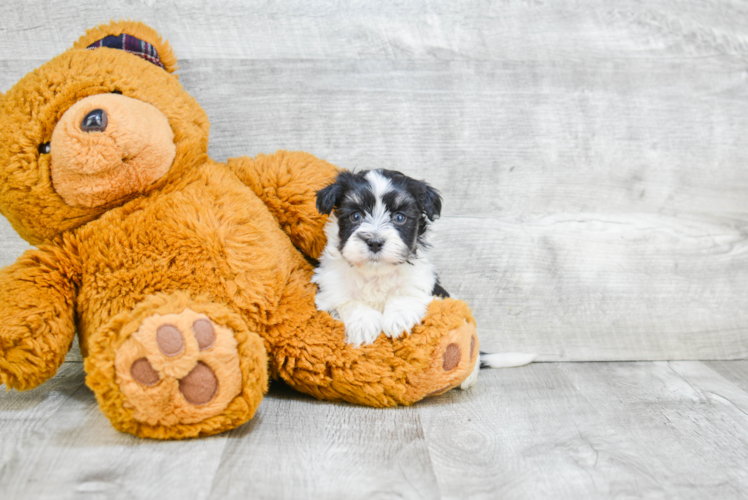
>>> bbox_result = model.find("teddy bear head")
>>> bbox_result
[0,21,210,245]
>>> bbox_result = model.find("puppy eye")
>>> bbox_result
[38,142,51,155]
[350,212,362,223]
[393,213,407,224]
[111,90,122,94]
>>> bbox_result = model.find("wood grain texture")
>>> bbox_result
[0,363,230,500]
[1,1,747,361]
[704,360,748,394]
[670,360,748,414]
[207,382,439,500]
[2,0,748,62]
[430,216,748,360]
[420,361,748,499]
[0,363,85,470]
[3,361,748,499]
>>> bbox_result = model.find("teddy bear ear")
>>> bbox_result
[72,20,179,73]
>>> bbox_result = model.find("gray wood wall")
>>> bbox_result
[1,0,747,361]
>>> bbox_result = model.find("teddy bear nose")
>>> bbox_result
[81,109,108,132]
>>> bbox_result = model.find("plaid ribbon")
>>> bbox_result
[87,34,165,69]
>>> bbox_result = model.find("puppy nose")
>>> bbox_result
[81,109,108,132]
[365,237,384,253]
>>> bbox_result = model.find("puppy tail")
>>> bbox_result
[479,351,537,369]
[459,352,536,391]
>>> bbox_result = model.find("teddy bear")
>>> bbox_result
[0,20,479,439]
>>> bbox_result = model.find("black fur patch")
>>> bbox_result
[432,282,450,298]
[378,170,442,251]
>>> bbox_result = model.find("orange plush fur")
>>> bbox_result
[0,21,479,439]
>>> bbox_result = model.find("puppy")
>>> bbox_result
[312,169,445,347]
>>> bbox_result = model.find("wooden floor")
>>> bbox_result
[1,360,747,499]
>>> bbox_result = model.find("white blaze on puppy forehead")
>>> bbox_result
[365,170,393,197]
[364,170,394,228]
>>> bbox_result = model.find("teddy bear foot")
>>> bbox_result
[85,293,268,439]
[115,308,245,423]
[404,318,479,401]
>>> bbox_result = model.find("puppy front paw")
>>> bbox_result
[343,308,383,347]
[382,308,424,340]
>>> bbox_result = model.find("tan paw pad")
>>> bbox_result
[443,343,461,371]
[192,319,216,350]
[179,362,218,405]
[156,324,184,356]
[130,358,159,386]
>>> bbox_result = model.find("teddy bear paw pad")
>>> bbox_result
[405,320,479,401]
[114,309,243,426]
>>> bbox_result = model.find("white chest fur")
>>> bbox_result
[312,217,437,346]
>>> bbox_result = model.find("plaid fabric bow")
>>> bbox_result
[87,34,165,69]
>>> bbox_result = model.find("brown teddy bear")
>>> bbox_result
[0,20,479,439]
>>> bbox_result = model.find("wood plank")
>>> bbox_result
[2,0,748,62]
[0,363,229,500]
[669,360,748,414]
[429,216,748,361]
[207,381,439,500]
[704,360,748,394]
[0,362,85,470]
[3,361,748,498]
[176,58,748,222]
[419,362,748,499]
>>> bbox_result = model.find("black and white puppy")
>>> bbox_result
[312,169,445,347]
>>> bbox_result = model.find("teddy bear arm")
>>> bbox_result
[224,151,339,260]
[0,245,80,390]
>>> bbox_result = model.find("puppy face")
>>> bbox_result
[317,169,442,267]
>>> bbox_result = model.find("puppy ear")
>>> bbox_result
[316,182,344,215]
[415,180,442,221]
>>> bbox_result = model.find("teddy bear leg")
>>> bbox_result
[275,297,479,407]
[84,293,268,439]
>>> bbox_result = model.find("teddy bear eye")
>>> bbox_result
[38,142,51,155]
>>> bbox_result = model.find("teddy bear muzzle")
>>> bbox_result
[50,93,176,208]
